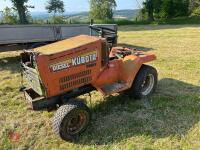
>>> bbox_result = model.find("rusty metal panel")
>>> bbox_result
[35,35,100,55]
[35,36,102,97]
[22,64,44,96]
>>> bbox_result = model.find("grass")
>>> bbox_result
[93,16,200,26]
[153,16,200,25]
[0,25,200,149]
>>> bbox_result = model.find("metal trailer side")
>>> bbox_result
[60,25,90,39]
[60,24,118,39]
[0,24,118,45]
[0,25,57,45]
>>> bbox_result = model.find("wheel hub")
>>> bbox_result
[141,74,155,96]
[66,111,87,135]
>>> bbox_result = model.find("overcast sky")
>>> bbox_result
[0,0,144,12]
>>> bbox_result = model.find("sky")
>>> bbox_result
[0,0,144,12]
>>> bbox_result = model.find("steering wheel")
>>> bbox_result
[89,25,118,48]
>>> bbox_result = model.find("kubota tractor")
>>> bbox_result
[20,26,158,141]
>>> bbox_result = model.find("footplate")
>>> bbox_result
[24,88,45,110]
[24,88,59,111]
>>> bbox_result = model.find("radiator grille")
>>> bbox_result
[59,70,92,90]
[59,70,91,83]
[60,76,92,90]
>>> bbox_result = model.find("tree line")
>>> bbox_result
[142,0,200,21]
[0,0,200,24]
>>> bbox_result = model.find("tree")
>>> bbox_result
[189,0,200,15]
[142,0,190,20]
[192,5,200,15]
[189,0,200,11]
[49,16,66,24]
[160,0,189,18]
[45,0,65,18]
[143,0,154,21]
[10,0,34,24]
[0,7,17,24]
[89,0,117,20]
[161,0,174,18]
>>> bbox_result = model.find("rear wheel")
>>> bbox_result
[127,65,158,99]
[52,100,90,141]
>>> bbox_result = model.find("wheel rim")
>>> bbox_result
[141,74,155,96]
[66,110,88,135]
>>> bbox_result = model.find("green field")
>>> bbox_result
[0,25,200,149]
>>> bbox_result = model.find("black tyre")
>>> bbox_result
[127,65,158,99]
[52,100,90,141]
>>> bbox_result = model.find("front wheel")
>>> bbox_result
[52,100,90,141]
[126,65,158,99]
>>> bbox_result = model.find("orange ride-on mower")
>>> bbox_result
[20,26,158,141]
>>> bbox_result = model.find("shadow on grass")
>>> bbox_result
[118,43,153,51]
[157,78,200,97]
[0,44,26,53]
[0,55,21,73]
[78,78,200,145]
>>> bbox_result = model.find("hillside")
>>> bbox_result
[31,9,140,20]
[114,9,140,19]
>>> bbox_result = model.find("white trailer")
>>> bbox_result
[0,24,117,45]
